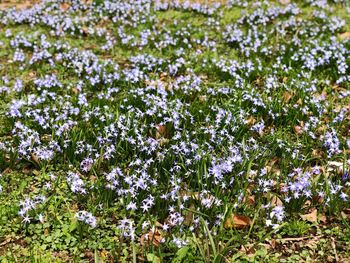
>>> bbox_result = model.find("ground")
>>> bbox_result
[0,0,350,262]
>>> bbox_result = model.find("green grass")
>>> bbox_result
[0,0,350,262]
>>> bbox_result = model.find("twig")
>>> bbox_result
[276,235,323,242]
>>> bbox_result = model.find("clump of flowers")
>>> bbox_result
[75,211,97,228]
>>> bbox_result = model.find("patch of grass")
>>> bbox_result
[0,0,350,262]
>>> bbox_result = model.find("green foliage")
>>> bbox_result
[280,220,311,237]
[0,0,350,262]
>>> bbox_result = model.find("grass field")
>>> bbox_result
[0,0,350,262]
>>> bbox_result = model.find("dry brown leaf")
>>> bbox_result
[312,195,324,204]
[0,0,36,10]
[271,195,283,207]
[331,84,347,93]
[283,91,293,103]
[239,244,255,257]
[330,237,339,262]
[184,204,195,226]
[312,149,325,158]
[160,72,168,80]
[339,32,350,40]
[294,125,303,134]
[156,124,167,139]
[244,195,255,206]
[140,229,164,247]
[265,158,281,176]
[199,95,207,102]
[319,214,327,223]
[246,116,256,126]
[316,125,327,134]
[31,153,40,165]
[303,200,311,208]
[267,157,279,167]
[279,0,291,5]
[224,214,251,229]
[22,165,33,175]
[89,175,97,182]
[254,77,264,87]
[270,239,277,249]
[1,167,12,175]
[60,2,70,11]
[100,250,109,261]
[341,208,350,220]
[300,209,317,223]
[0,235,13,247]
[26,71,36,81]
[327,161,345,174]
[72,87,80,94]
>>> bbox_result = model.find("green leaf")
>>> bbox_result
[70,220,78,232]
[147,253,160,263]
[255,247,267,257]
[172,246,190,262]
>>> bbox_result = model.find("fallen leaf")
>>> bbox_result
[199,95,206,102]
[254,77,264,87]
[330,237,339,262]
[89,175,97,182]
[327,161,345,174]
[339,32,350,40]
[300,209,317,223]
[246,116,256,126]
[184,204,195,226]
[26,71,36,81]
[224,214,251,229]
[0,235,12,247]
[100,250,109,260]
[22,165,33,174]
[341,208,350,220]
[270,239,277,249]
[303,200,311,208]
[160,72,168,80]
[316,125,327,134]
[1,168,12,175]
[279,0,291,5]
[312,195,324,204]
[72,87,80,94]
[0,2,28,10]
[312,149,325,158]
[60,2,70,11]
[283,91,292,103]
[140,229,164,247]
[319,214,327,223]
[294,125,303,134]
[31,153,40,165]
[271,195,283,207]
[244,195,255,206]
[156,124,167,139]
[239,244,255,257]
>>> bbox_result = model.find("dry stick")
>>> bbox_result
[276,235,323,242]
[331,237,339,262]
